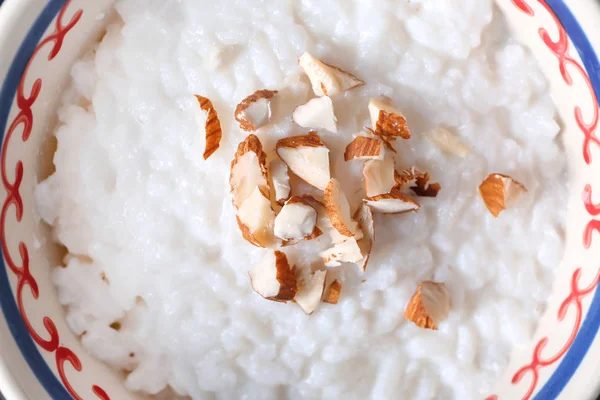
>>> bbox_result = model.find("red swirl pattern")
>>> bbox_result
[1,1,110,399]
[486,1,600,400]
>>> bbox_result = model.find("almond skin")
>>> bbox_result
[271,251,298,301]
[323,280,342,304]
[344,136,383,161]
[195,95,223,159]
[404,281,450,330]
[479,173,527,217]
[276,130,326,149]
[375,110,411,139]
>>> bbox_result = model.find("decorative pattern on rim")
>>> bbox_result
[0,1,110,399]
[485,1,600,400]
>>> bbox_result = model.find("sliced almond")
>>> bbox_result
[249,250,297,302]
[274,196,321,242]
[368,97,411,140]
[295,269,328,315]
[319,237,363,267]
[195,95,223,159]
[479,174,527,217]
[362,151,396,197]
[276,132,331,191]
[230,134,269,208]
[236,186,276,247]
[323,280,342,304]
[324,179,357,237]
[298,52,364,97]
[424,127,470,158]
[354,204,374,271]
[234,89,278,131]
[364,187,420,214]
[292,96,337,133]
[404,281,450,330]
[344,136,384,161]
[270,159,291,206]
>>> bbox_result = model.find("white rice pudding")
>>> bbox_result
[35,0,566,398]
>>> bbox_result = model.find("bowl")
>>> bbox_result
[1,0,600,399]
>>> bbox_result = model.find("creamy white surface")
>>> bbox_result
[36,0,566,399]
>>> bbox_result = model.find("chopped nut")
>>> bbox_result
[354,204,374,271]
[274,196,321,242]
[276,131,331,191]
[344,136,385,161]
[362,151,396,197]
[270,159,291,206]
[323,280,342,304]
[230,134,269,208]
[292,96,337,133]
[298,52,364,97]
[368,97,411,139]
[303,194,353,245]
[479,174,527,217]
[364,187,420,214]
[234,89,278,131]
[319,237,363,267]
[195,95,223,159]
[394,168,441,198]
[249,250,297,302]
[295,269,328,314]
[404,281,450,330]
[324,179,358,237]
[424,127,470,158]
[237,186,276,247]
[411,171,441,197]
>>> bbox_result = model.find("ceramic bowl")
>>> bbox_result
[1,0,600,399]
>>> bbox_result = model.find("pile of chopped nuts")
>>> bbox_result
[194,51,528,328]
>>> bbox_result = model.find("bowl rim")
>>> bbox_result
[1,0,600,399]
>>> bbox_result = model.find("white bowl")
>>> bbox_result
[1,0,600,399]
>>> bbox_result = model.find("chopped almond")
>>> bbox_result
[195,95,223,159]
[234,89,278,131]
[479,174,527,217]
[362,151,396,197]
[230,134,269,208]
[302,195,354,245]
[323,280,342,304]
[319,237,363,267]
[249,250,297,302]
[292,96,337,133]
[344,136,384,161]
[394,169,441,198]
[274,196,321,241]
[236,186,276,247]
[354,204,374,271]
[324,179,357,237]
[276,132,331,191]
[404,281,450,330]
[269,159,291,206]
[368,97,411,139]
[394,169,418,189]
[295,269,327,314]
[298,52,364,97]
[424,127,470,158]
[364,187,420,214]
[411,171,441,197]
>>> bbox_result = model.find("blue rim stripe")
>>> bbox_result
[533,0,600,399]
[0,1,599,400]
[0,1,71,399]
